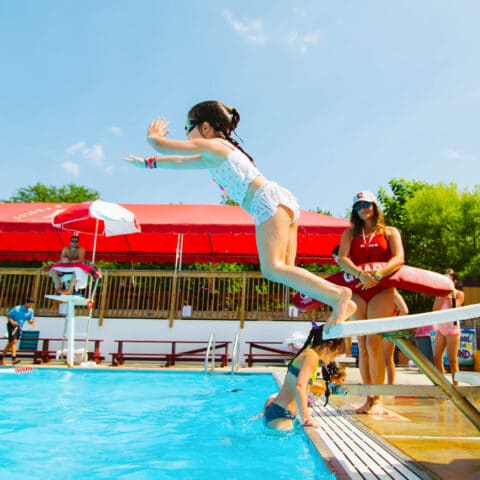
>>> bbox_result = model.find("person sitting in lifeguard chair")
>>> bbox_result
[49,234,85,294]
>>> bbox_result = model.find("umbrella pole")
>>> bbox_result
[92,219,99,265]
[175,233,184,274]
[89,219,99,300]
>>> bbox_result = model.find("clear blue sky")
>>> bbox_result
[1,1,479,217]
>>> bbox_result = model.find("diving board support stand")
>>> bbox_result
[45,294,89,368]
[324,303,480,431]
[391,335,480,431]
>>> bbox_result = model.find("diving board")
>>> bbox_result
[323,303,480,432]
[323,303,480,339]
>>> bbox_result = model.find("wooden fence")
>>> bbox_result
[0,268,329,327]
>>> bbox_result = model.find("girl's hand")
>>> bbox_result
[148,117,169,139]
[122,155,147,168]
[303,417,322,428]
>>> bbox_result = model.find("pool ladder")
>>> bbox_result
[230,332,241,374]
[204,331,241,373]
[205,332,216,372]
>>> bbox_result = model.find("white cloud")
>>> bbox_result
[83,144,104,166]
[223,9,267,45]
[64,140,106,170]
[109,126,122,136]
[62,161,80,176]
[288,30,322,55]
[66,141,86,155]
[104,165,114,175]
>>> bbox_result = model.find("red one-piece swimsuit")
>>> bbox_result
[349,232,392,302]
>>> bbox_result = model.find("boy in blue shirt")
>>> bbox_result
[0,297,36,365]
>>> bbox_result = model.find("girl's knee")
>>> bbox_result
[260,262,284,282]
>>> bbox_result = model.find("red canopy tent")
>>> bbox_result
[0,203,350,264]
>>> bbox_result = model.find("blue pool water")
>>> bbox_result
[0,369,334,480]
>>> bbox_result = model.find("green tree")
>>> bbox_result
[377,178,427,262]
[6,182,99,203]
[405,183,480,278]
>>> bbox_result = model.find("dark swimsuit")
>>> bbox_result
[263,402,295,424]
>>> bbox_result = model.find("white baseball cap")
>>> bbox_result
[352,190,378,207]
[283,331,307,349]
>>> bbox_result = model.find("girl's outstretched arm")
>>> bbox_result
[146,117,229,161]
[123,154,210,170]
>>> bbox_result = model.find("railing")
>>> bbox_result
[0,268,329,327]
[231,332,241,374]
[205,332,216,372]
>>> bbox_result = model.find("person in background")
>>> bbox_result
[50,234,85,294]
[414,324,435,364]
[337,191,405,415]
[124,100,356,330]
[0,298,36,365]
[262,323,345,430]
[383,290,409,384]
[433,268,464,386]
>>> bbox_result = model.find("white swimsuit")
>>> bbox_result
[209,147,260,205]
[209,145,299,226]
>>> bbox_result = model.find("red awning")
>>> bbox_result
[0,203,350,264]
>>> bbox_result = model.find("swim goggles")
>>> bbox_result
[185,119,201,134]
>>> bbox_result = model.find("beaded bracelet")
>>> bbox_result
[144,157,157,169]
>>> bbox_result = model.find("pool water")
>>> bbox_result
[0,369,335,480]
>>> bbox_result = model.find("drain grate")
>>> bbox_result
[309,403,433,479]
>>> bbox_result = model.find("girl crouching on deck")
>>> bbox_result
[263,324,345,431]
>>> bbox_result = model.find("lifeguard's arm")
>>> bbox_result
[393,290,409,315]
[375,226,405,280]
[337,229,361,277]
[75,247,85,263]
[294,352,321,426]
[59,247,69,262]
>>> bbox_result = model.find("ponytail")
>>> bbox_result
[188,100,255,164]
[287,323,344,369]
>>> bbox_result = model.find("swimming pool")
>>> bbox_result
[0,369,334,480]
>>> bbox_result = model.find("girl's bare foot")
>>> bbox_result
[332,288,356,326]
[325,291,357,333]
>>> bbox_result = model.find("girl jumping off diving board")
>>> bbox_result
[124,100,356,328]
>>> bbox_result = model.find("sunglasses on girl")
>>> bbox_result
[353,201,373,212]
[184,119,200,134]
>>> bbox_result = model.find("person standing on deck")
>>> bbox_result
[337,191,405,415]
[0,298,36,366]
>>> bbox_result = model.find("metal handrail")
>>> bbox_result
[231,332,240,374]
[204,332,216,372]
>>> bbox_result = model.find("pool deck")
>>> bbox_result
[8,361,479,479]
[272,364,480,480]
